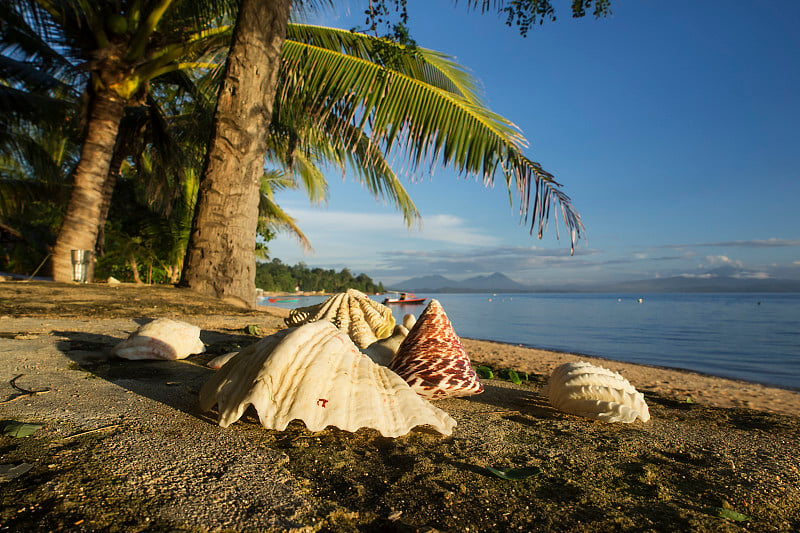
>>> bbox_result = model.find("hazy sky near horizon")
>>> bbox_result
[267,0,800,287]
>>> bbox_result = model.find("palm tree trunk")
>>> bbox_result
[52,90,127,282]
[95,145,124,258]
[129,253,142,284]
[181,0,292,308]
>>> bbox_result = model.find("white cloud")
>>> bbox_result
[705,255,744,268]
[279,208,498,247]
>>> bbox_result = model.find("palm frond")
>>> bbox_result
[278,32,583,247]
[259,171,313,251]
[286,24,482,102]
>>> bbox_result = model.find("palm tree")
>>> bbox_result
[183,16,583,307]
[5,0,236,282]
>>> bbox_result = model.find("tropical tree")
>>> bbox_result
[3,1,419,284]
[5,0,237,282]
[0,3,82,274]
[183,13,585,307]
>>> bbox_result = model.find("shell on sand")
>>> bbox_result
[198,321,456,438]
[362,324,409,367]
[543,361,651,423]
[207,351,237,370]
[389,299,483,400]
[112,318,205,361]
[402,313,417,330]
[285,289,395,349]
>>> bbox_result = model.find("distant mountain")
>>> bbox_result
[393,273,800,293]
[394,272,533,292]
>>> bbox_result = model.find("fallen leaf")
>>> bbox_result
[0,463,33,482]
[484,465,543,480]
[3,422,43,438]
[714,507,750,522]
[475,365,494,379]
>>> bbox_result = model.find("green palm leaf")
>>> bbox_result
[278,29,583,246]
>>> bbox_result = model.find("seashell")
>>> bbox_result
[543,361,650,423]
[207,351,238,370]
[362,324,409,366]
[112,318,204,360]
[402,313,417,330]
[389,299,483,400]
[285,289,395,348]
[198,321,456,437]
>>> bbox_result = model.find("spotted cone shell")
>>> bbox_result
[199,321,456,437]
[389,299,483,400]
[285,289,395,348]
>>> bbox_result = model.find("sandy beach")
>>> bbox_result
[1,281,799,531]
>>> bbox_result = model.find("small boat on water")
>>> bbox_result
[381,292,426,305]
[266,297,299,303]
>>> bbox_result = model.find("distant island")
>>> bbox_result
[393,272,800,293]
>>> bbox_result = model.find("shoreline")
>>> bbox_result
[464,334,800,394]
[257,302,800,418]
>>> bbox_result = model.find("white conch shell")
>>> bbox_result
[112,318,204,360]
[362,325,409,366]
[543,361,650,423]
[389,299,483,400]
[285,289,395,348]
[198,321,456,437]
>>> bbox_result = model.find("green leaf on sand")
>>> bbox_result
[685,396,695,404]
[475,365,494,379]
[484,465,543,480]
[507,369,522,385]
[714,507,750,522]
[244,325,261,336]
[3,422,43,438]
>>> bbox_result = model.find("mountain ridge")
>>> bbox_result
[393,273,800,293]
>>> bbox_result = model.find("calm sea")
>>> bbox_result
[259,292,800,391]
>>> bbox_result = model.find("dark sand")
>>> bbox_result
[1,281,798,531]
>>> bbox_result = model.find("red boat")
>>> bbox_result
[381,292,426,305]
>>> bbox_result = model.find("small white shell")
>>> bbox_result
[402,313,417,330]
[543,361,650,423]
[112,318,204,360]
[362,325,409,366]
[207,351,238,370]
[285,289,395,348]
[198,321,456,437]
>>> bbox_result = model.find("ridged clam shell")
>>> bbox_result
[112,318,204,360]
[389,299,483,400]
[544,361,651,423]
[285,289,395,348]
[199,321,456,437]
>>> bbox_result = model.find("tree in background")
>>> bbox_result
[4,0,236,282]
[183,2,597,307]
[255,259,384,293]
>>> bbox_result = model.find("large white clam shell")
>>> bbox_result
[389,299,483,400]
[285,289,395,349]
[198,321,456,437]
[543,361,650,423]
[112,318,204,360]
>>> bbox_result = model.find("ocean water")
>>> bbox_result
[260,292,800,390]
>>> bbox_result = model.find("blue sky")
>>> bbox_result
[267,0,800,287]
